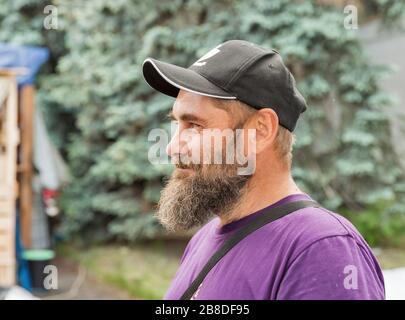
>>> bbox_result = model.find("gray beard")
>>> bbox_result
[156,165,251,232]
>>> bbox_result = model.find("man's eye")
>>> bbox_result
[190,123,202,129]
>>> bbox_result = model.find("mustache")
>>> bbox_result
[173,155,201,171]
[174,160,237,171]
[175,162,197,170]
[176,162,192,169]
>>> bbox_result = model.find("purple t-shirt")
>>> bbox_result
[164,193,385,300]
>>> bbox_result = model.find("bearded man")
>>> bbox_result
[142,40,385,300]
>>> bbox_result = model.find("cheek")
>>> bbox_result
[189,135,203,153]
[238,129,256,155]
[181,131,203,163]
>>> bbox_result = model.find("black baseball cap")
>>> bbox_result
[142,40,307,132]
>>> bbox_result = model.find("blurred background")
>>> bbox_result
[0,0,404,300]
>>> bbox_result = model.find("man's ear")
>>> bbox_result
[251,108,279,154]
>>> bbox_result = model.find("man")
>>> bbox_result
[142,40,385,299]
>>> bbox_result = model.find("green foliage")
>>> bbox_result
[2,0,405,245]
[0,0,46,45]
[343,200,405,247]
[366,0,405,27]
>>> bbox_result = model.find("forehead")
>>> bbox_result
[172,90,230,121]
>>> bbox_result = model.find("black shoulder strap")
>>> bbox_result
[180,199,320,300]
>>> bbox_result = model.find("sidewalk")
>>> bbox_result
[383,268,405,300]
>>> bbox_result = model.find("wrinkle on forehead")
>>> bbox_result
[172,90,231,127]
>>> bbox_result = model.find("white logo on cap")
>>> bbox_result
[192,45,222,67]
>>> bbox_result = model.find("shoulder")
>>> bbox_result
[275,205,362,241]
[273,207,385,299]
[266,205,371,260]
[276,233,385,299]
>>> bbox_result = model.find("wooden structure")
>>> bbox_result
[18,84,35,249]
[0,70,19,286]
[0,67,35,286]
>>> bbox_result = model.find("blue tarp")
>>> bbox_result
[0,43,49,86]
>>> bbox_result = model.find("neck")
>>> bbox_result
[219,168,303,226]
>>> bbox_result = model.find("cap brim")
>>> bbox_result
[142,58,236,99]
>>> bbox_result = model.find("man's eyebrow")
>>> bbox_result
[167,111,207,124]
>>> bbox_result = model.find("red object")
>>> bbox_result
[42,188,59,200]
[41,188,60,217]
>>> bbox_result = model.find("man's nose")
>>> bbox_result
[166,127,187,159]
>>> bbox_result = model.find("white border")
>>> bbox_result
[143,58,237,99]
